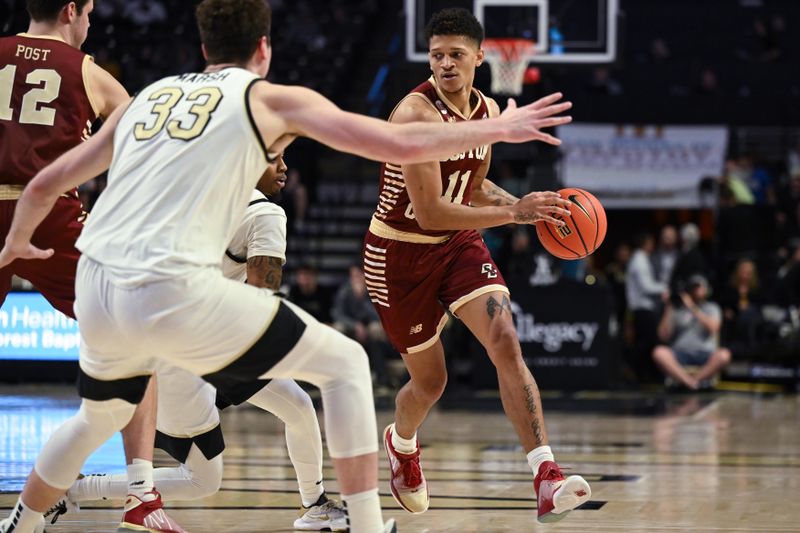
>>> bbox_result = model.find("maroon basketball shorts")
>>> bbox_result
[0,194,84,319]
[363,228,508,354]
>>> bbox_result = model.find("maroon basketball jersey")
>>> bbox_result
[372,77,491,238]
[0,34,96,186]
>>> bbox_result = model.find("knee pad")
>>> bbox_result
[183,449,223,498]
[36,399,136,490]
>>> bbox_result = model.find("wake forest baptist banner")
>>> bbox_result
[559,124,729,208]
[0,292,79,360]
[509,280,614,390]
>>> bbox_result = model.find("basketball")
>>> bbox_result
[536,188,607,260]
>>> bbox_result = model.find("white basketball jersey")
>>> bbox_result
[77,67,271,287]
[221,189,287,282]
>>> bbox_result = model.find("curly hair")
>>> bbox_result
[424,7,484,47]
[196,0,272,65]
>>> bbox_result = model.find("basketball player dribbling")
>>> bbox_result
[0,0,572,531]
[51,155,348,532]
[0,1,183,531]
[364,8,592,523]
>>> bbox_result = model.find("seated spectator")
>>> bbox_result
[288,263,333,323]
[720,258,763,349]
[774,238,800,307]
[332,265,393,387]
[652,275,731,390]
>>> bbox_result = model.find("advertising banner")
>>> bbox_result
[509,280,615,390]
[0,292,79,361]
[560,124,728,208]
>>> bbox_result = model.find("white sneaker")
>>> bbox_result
[293,494,348,531]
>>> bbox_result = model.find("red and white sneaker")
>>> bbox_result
[534,460,591,523]
[383,424,429,514]
[117,490,187,533]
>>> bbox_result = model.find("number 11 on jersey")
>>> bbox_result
[404,169,471,220]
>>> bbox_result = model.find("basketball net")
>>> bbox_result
[482,39,536,96]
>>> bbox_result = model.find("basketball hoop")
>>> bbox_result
[482,39,536,96]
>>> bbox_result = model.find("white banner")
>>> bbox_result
[559,124,729,208]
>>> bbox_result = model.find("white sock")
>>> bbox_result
[342,488,383,533]
[3,499,43,533]
[300,480,325,508]
[391,425,417,455]
[127,458,154,499]
[527,445,555,478]
[68,473,125,502]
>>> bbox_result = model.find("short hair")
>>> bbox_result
[27,0,90,22]
[425,7,484,47]
[196,0,272,65]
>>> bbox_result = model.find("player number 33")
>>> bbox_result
[134,86,223,141]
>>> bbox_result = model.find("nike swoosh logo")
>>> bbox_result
[568,195,591,220]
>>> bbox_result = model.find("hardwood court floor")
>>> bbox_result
[1,386,798,532]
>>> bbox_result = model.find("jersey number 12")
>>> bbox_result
[0,65,61,126]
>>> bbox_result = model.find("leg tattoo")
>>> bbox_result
[523,384,546,446]
[486,295,513,319]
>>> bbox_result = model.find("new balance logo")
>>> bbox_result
[409,324,423,335]
[481,263,498,279]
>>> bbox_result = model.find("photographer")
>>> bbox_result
[652,275,732,390]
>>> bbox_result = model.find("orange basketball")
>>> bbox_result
[535,188,607,260]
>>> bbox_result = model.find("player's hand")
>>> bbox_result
[509,191,571,225]
[0,239,54,268]
[679,291,694,309]
[499,93,573,145]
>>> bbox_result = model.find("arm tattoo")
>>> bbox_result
[513,212,540,223]
[486,295,513,319]
[484,182,518,207]
[523,384,546,446]
[247,256,284,290]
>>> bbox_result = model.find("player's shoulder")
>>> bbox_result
[248,190,286,218]
[390,91,442,124]
[481,93,502,118]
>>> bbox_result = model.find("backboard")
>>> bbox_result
[406,0,619,64]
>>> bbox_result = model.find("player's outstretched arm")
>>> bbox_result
[254,84,572,165]
[0,100,131,268]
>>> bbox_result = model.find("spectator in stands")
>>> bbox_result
[776,174,800,239]
[719,159,755,205]
[671,223,710,291]
[653,275,730,390]
[739,154,775,205]
[652,225,679,285]
[288,263,333,323]
[123,0,167,26]
[332,265,393,388]
[588,66,623,96]
[720,258,763,351]
[604,242,631,327]
[695,68,722,96]
[774,238,800,307]
[626,232,668,382]
[278,168,309,234]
